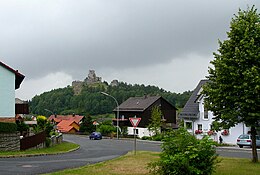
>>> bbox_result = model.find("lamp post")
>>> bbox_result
[101,92,119,139]
[44,109,54,116]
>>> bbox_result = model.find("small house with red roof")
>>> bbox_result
[0,61,25,123]
[48,114,84,133]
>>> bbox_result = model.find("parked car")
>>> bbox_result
[236,134,260,148]
[89,132,102,140]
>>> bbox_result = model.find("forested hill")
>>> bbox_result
[29,82,192,116]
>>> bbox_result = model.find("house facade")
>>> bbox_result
[113,96,177,138]
[179,80,250,145]
[0,61,25,122]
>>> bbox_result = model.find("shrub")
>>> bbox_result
[149,128,218,175]
[151,134,164,141]
[97,124,116,136]
[141,136,150,140]
[0,122,17,133]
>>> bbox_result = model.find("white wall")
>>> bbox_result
[184,97,250,145]
[127,127,154,138]
[0,66,15,118]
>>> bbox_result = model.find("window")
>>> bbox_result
[204,107,208,120]
[134,128,139,135]
[185,122,192,130]
[198,124,202,131]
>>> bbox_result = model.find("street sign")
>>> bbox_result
[129,117,141,128]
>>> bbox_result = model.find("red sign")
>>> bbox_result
[129,117,141,128]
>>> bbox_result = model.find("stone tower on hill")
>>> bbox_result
[84,70,102,84]
[72,70,102,95]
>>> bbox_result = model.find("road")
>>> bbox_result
[0,134,259,175]
[0,134,160,175]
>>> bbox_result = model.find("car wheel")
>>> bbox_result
[239,145,243,148]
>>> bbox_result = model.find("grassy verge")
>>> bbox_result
[46,151,160,175]
[0,141,79,157]
[214,157,260,175]
[45,151,260,175]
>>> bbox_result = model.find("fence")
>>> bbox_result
[20,131,46,150]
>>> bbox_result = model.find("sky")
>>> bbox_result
[0,1,259,100]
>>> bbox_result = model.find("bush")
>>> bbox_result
[97,124,116,136]
[0,122,17,133]
[45,137,51,148]
[141,136,150,140]
[149,128,218,175]
[151,134,164,141]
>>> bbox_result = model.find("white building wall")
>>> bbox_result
[127,127,154,138]
[184,97,250,145]
[0,66,15,118]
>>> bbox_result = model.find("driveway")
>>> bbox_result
[0,134,161,175]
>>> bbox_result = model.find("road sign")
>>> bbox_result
[129,117,141,128]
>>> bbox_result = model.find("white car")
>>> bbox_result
[237,134,260,148]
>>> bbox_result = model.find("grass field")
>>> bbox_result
[45,151,260,175]
[0,141,79,157]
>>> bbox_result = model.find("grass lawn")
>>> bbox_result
[45,151,260,175]
[0,141,79,157]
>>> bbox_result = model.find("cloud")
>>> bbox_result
[15,72,73,100]
[0,1,258,99]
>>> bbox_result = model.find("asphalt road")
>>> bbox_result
[0,134,259,175]
[0,134,161,175]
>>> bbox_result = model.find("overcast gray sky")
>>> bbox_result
[0,1,258,100]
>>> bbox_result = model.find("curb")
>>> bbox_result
[0,144,80,159]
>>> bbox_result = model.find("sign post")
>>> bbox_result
[129,117,141,155]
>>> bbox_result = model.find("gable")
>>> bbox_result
[179,80,208,119]
[0,61,25,90]
[115,96,162,112]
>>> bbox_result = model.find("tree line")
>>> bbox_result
[29,81,192,117]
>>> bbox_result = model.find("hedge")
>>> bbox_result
[0,122,17,133]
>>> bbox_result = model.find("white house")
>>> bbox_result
[0,61,25,122]
[179,80,250,145]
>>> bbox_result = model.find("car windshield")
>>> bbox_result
[239,135,249,139]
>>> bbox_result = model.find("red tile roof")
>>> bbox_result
[48,115,83,133]
[48,115,84,124]
[57,120,80,133]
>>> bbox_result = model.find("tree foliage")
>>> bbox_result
[79,115,95,134]
[29,82,192,116]
[203,6,260,162]
[149,128,218,175]
[148,106,162,135]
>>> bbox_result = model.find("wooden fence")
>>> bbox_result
[20,131,46,150]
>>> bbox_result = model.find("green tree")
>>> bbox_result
[203,6,260,162]
[79,115,95,134]
[148,106,162,136]
[149,128,218,175]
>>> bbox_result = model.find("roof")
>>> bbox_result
[48,115,84,124]
[57,120,79,133]
[0,61,25,89]
[114,96,163,112]
[179,80,208,119]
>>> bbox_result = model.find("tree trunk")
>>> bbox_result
[251,126,258,163]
